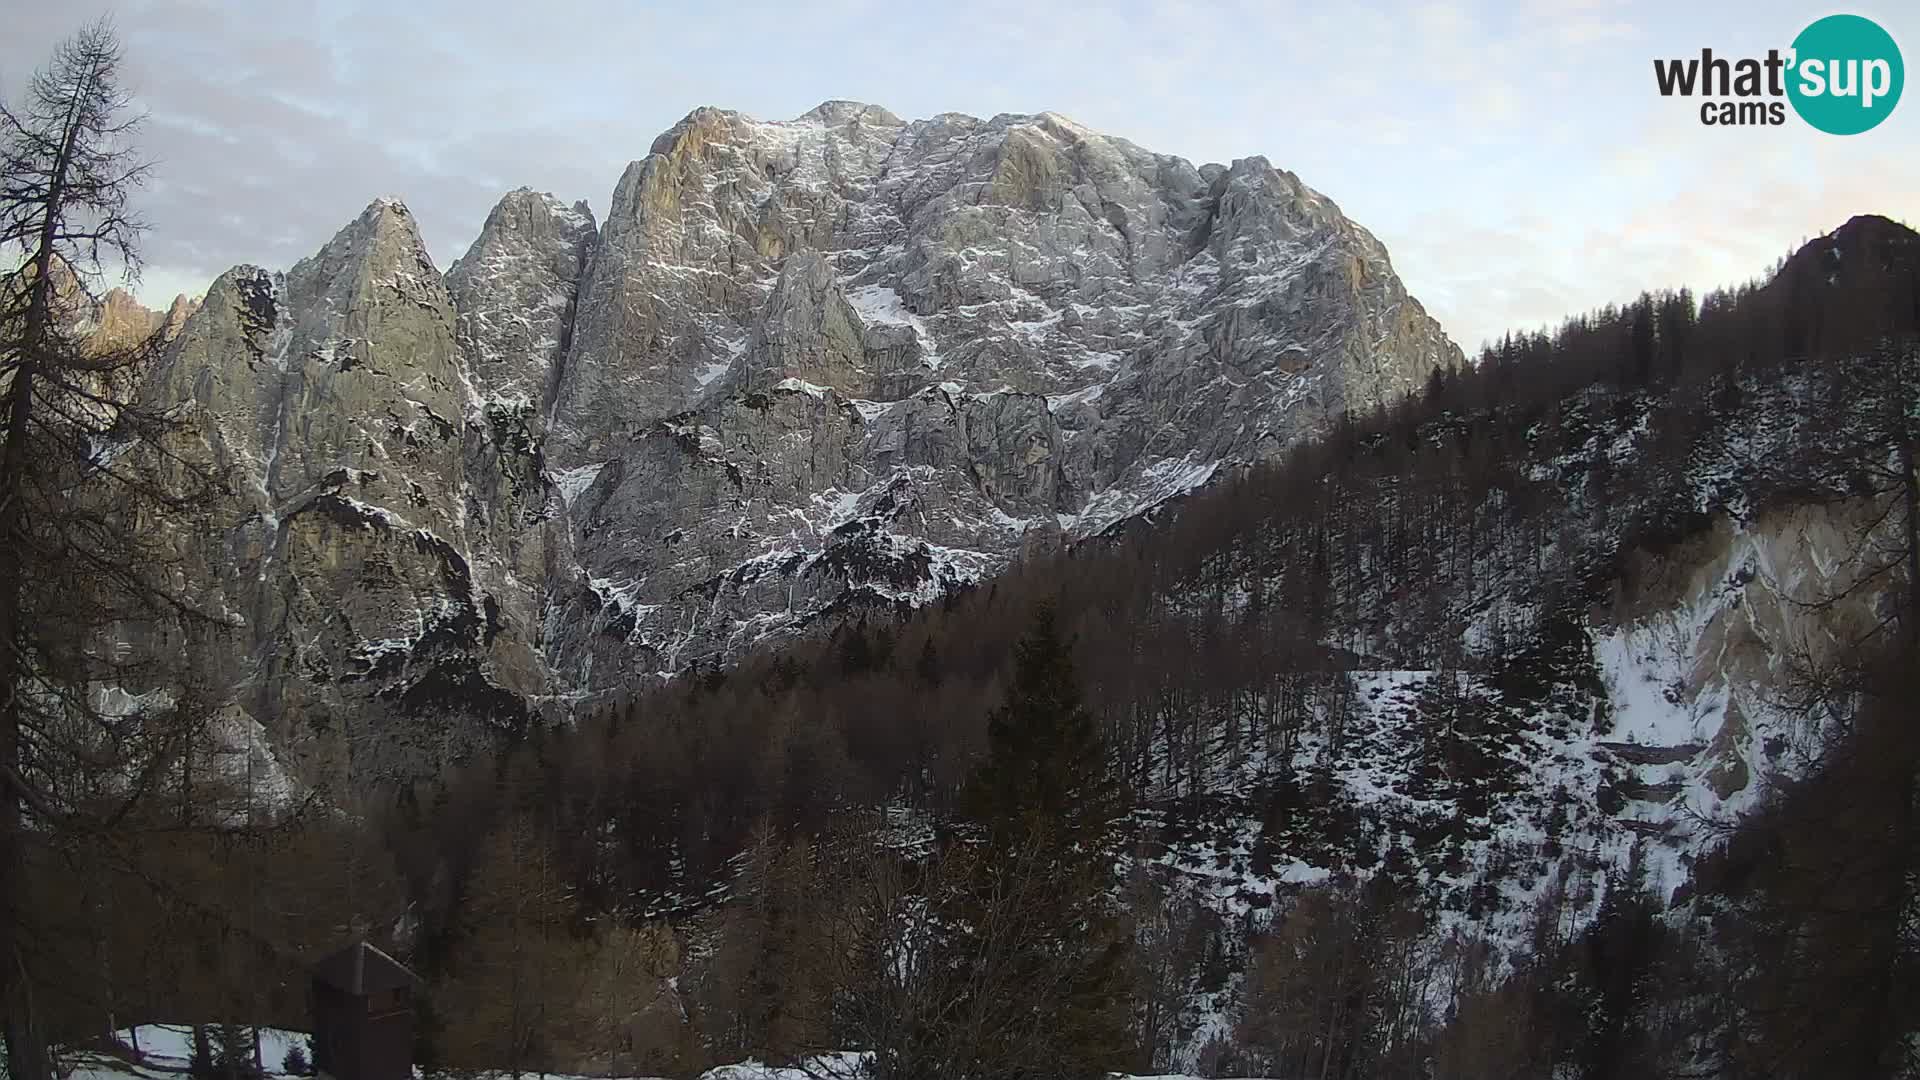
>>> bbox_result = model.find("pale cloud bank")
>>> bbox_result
[3,0,1915,350]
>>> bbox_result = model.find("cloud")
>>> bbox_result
[0,0,1912,358]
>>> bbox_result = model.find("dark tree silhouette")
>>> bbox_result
[1,21,227,1079]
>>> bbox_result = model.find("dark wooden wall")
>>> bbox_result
[310,980,413,1080]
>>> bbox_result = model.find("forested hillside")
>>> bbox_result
[436,212,1917,1078]
[29,212,1910,1080]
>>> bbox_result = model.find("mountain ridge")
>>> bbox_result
[132,100,1460,777]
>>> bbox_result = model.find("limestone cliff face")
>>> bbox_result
[444,189,600,702]
[446,188,598,419]
[538,103,1459,684]
[148,201,545,781]
[146,102,1460,770]
[1593,499,1896,814]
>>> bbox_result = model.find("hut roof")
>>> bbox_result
[311,941,418,995]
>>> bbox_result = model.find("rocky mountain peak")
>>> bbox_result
[74,285,161,355]
[159,293,202,340]
[446,187,598,418]
[286,198,440,310]
[143,102,1464,769]
[796,99,905,128]
[533,101,1460,681]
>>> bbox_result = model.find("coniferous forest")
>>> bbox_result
[5,17,1920,1080]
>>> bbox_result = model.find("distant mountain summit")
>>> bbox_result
[142,102,1459,777]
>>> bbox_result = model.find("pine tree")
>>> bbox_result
[914,636,941,688]
[942,604,1133,1080]
[960,605,1120,843]
[836,622,876,675]
[188,1025,215,1080]
[212,1022,260,1080]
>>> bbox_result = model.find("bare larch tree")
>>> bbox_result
[1,20,228,1080]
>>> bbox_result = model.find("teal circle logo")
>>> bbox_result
[1787,14,1903,134]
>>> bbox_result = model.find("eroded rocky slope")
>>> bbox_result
[537,103,1457,683]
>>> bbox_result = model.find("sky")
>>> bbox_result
[2,0,1916,351]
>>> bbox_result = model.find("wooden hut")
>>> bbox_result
[309,941,419,1080]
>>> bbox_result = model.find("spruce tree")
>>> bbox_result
[941,604,1133,1080]
[212,1023,260,1080]
[188,1025,215,1080]
[960,605,1120,843]
[914,636,941,688]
